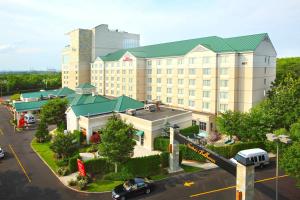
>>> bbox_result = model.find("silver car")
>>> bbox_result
[0,147,4,159]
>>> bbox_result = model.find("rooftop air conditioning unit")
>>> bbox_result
[126,109,136,116]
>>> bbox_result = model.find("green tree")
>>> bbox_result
[99,116,136,172]
[280,142,300,186]
[276,57,300,85]
[35,120,50,143]
[50,132,78,159]
[216,110,245,139]
[10,93,20,101]
[289,121,300,141]
[40,98,68,126]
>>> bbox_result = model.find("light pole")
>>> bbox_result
[266,133,292,200]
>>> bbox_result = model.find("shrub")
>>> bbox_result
[68,179,77,186]
[103,170,134,181]
[77,179,88,190]
[56,158,69,167]
[84,158,112,174]
[154,137,169,151]
[68,155,81,173]
[160,152,169,168]
[179,145,206,162]
[180,125,199,137]
[121,155,161,177]
[57,167,69,176]
[87,144,98,153]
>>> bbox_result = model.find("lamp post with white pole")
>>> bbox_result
[266,133,292,200]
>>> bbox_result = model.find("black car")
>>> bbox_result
[112,177,154,200]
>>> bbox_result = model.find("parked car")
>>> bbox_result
[230,148,269,168]
[0,147,5,159]
[112,177,154,200]
[24,113,36,124]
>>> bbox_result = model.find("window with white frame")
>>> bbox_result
[166,97,172,103]
[147,60,152,66]
[189,68,196,75]
[167,59,172,65]
[122,85,126,90]
[203,91,210,98]
[178,59,183,65]
[147,78,152,83]
[129,78,133,83]
[147,95,152,100]
[203,80,211,86]
[167,69,172,74]
[147,87,152,92]
[220,68,228,75]
[220,56,228,63]
[122,70,126,74]
[189,90,195,96]
[157,69,161,74]
[199,122,207,131]
[219,91,228,99]
[177,68,184,74]
[188,57,195,64]
[157,87,161,92]
[129,86,133,91]
[178,79,184,85]
[167,78,172,84]
[220,80,229,87]
[147,69,152,74]
[178,99,184,105]
[202,102,210,110]
[178,88,184,94]
[157,96,161,100]
[203,68,211,75]
[111,77,114,81]
[189,100,195,107]
[167,88,172,93]
[189,79,196,85]
[156,60,161,66]
[129,69,133,74]
[157,78,161,83]
[202,56,210,64]
[219,104,228,111]
[122,78,126,82]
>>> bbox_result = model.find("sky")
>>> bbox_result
[0,0,299,71]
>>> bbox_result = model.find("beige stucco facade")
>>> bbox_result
[62,24,140,90]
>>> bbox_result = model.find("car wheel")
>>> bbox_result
[260,164,264,168]
[120,196,126,200]
[145,188,151,194]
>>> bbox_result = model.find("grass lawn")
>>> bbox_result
[86,180,123,192]
[181,164,202,173]
[31,139,59,173]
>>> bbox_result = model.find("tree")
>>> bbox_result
[290,121,300,141]
[35,120,50,143]
[275,57,300,85]
[50,132,78,159]
[99,116,136,172]
[280,142,300,186]
[216,110,245,139]
[10,93,20,101]
[40,98,68,126]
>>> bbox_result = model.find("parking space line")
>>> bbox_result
[9,144,32,183]
[0,128,3,135]
[190,175,288,198]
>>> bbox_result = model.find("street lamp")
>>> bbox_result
[266,133,292,200]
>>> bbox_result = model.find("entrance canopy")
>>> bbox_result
[135,130,144,136]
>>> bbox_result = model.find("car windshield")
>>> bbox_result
[123,180,133,191]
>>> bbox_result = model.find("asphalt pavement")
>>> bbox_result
[0,105,300,200]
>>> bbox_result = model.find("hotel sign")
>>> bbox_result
[123,55,133,61]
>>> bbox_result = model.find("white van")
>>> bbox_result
[24,113,36,124]
[230,148,269,168]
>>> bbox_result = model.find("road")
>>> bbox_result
[0,105,300,200]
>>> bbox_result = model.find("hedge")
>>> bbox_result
[68,154,81,173]
[84,158,112,174]
[121,155,161,177]
[154,136,169,151]
[179,125,199,137]
[160,152,169,168]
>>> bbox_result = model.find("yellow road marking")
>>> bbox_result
[190,175,288,198]
[184,181,195,187]
[9,144,32,183]
[0,128,3,135]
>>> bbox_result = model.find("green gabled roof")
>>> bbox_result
[56,87,75,96]
[101,33,268,61]
[71,95,144,117]
[76,83,96,89]
[69,94,109,106]
[13,100,49,112]
[21,89,58,99]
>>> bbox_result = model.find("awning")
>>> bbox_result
[197,130,208,138]
[135,130,144,136]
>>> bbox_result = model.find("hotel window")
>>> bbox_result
[189,90,195,96]
[147,87,152,92]
[220,91,228,99]
[203,80,211,86]
[111,83,114,87]
[178,88,184,94]
[220,68,228,75]
[129,61,133,67]
[199,122,207,131]
[147,95,152,100]
[202,56,210,64]
[129,69,133,74]
[117,77,120,81]
[147,78,152,83]
[189,79,196,86]
[220,80,228,87]
[167,88,172,93]
[189,100,195,107]
[105,90,109,93]
[147,60,152,66]
[166,97,172,103]
[219,104,228,112]
[129,86,133,91]
[167,78,172,84]
[264,78,266,85]
[167,69,172,74]
[177,68,184,74]
[111,77,114,81]
[264,67,267,74]
[105,83,108,87]
[203,68,211,75]
[189,68,196,75]
[203,91,210,98]
[157,78,161,83]
[147,69,152,74]
[178,99,184,105]
[176,79,183,86]
[202,102,210,110]
[167,59,172,65]
[116,70,120,74]
[157,87,161,92]
[99,70,102,74]
[178,59,183,65]
[188,57,195,64]
[220,56,228,63]
[122,70,126,74]
[129,78,133,83]
[122,86,126,90]
[111,90,114,94]
[111,69,114,74]
[117,84,120,88]
[122,78,126,82]
[157,96,161,100]
[157,69,161,74]
[122,62,125,67]
[156,60,161,66]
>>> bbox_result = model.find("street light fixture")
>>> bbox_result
[266,133,292,200]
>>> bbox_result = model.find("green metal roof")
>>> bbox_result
[76,83,96,89]
[69,94,109,106]
[100,33,268,61]
[56,87,75,96]
[71,95,144,117]
[21,89,58,99]
[13,100,49,112]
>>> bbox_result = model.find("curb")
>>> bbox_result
[30,140,111,194]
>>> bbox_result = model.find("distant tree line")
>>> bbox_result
[0,72,61,96]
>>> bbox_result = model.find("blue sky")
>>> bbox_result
[0,0,299,71]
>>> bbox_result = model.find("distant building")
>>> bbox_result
[61,24,140,90]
